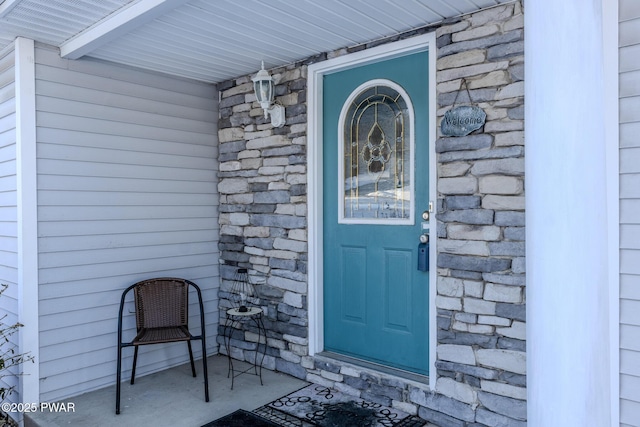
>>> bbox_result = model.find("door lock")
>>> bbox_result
[422,211,430,221]
[418,235,429,272]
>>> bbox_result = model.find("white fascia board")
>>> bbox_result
[60,0,191,59]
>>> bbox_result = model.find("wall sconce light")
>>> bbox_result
[253,61,286,128]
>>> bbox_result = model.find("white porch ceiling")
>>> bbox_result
[0,0,514,84]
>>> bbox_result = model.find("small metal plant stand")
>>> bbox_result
[223,268,266,389]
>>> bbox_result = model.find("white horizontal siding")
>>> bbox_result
[620,1,640,425]
[34,44,219,402]
[0,42,19,407]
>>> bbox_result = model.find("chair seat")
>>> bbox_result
[133,326,191,345]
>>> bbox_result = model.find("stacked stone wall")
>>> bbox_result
[216,65,310,375]
[216,2,525,426]
[433,2,526,427]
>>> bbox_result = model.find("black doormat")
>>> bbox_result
[202,409,281,427]
[253,384,426,427]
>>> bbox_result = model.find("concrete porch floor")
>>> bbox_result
[24,355,308,427]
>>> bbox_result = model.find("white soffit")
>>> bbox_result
[0,0,514,83]
[0,0,136,46]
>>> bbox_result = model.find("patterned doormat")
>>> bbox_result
[253,384,426,427]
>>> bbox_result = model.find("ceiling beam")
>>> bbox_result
[60,0,190,59]
[0,0,21,19]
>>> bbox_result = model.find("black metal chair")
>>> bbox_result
[116,278,209,414]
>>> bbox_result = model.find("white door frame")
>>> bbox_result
[306,32,438,385]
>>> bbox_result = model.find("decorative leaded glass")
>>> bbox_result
[341,83,412,222]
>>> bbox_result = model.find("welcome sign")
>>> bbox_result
[441,105,486,137]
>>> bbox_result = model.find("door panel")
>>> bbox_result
[341,246,367,323]
[385,249,412,332]
[323,51,430,375]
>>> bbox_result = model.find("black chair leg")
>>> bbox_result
[201,339,209,402]
[187,341,196,377]
[130,346,139,385]
[116,344,122,414]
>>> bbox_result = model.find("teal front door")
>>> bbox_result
[323,51,430,376]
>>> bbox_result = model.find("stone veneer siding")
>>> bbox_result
[216,3,525,426]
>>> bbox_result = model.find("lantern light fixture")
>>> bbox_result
[230,268,257,313]
[252,61,285,128]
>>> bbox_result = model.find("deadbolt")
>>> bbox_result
[422,211,430,221]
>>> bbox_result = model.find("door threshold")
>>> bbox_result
[317,351,430,386]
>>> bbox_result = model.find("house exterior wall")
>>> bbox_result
[433,5,525,426]
[0,43,19,406]
[217,3,525,426]
[620,1,640,425]
[33,43,220,401]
